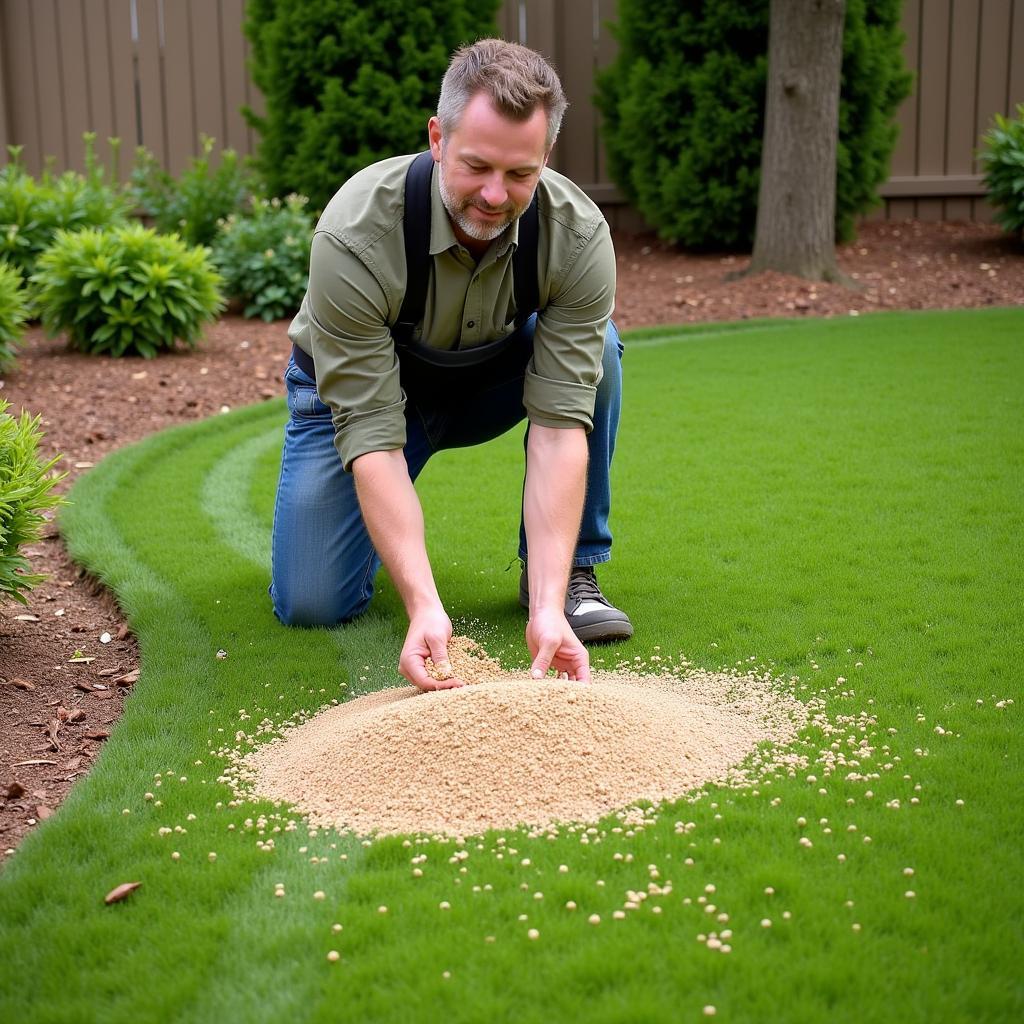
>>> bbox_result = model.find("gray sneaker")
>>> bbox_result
[518,563,634,643]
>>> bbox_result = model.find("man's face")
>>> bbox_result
[428,93,549,251]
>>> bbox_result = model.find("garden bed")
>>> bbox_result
[1,218,1021,856]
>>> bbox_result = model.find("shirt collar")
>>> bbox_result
[429,160,520,259]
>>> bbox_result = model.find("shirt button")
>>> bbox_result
[466,320,475,328]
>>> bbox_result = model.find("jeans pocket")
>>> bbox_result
[286,367,332,419]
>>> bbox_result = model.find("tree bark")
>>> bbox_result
[746,0,851,284]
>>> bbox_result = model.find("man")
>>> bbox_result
[270,38,631,691]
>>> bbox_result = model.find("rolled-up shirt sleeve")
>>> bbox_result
[524,218,615,433]
[303,230,405,470]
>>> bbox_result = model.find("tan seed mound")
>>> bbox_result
[244,643,808,837]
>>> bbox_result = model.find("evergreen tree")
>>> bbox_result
[596,0,911,248]
[244,0,501,212]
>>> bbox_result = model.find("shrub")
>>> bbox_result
[32,223,225,358]
[212,194,314,321]
[0,263,28,370]
[243,0,501,212]
[0,136,131,281]
[130,135,250,247]
[0,399,65,604]
[980,103,1024,240]
[596,0,912,248]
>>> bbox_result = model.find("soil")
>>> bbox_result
[1,219,1021,855]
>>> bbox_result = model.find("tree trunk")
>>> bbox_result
[747,0,850,283]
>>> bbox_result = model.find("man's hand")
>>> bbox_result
[526,607,591,682]
[399,606,465,691]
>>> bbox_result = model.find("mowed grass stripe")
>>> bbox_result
[0,309,1020,1024]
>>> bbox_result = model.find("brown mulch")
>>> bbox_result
[1,219,1021,857]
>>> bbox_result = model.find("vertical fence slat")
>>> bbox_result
[240,14,262,152]
[220,0,251,153]
[32,0,68,168]
[162,0,196,174]
[57,0,92,172]
[914,0,952,222]
[944,0,981,220]
[888,0,920,219]
[499,0,519,42]
[81,0,121,180]
[134,0,165,163]
[1008,2,1024,109]
[555,0,597,186]
[106,0,138,171]
[188,0,226,147]
[975,0,1013,144]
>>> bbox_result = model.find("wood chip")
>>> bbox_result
[69,654,96,664]
[96,668,119,678]
[66,708,86,723]
[115,670,140,687]
[4,781,26,799]
[35,804,53,821]
[10,760,58,768]
[84,730,111,741]
[104,882,142,905]
[7,678,36,691]
[14,614,40,622]
[116,624,130,641]
[74,681,96,693]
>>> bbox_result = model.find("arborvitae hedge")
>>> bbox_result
[597,0,912,248]
[244,0,501,213]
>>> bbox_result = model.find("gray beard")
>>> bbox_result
[437,161,522,243]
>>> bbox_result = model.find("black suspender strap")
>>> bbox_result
[392,150,540,348]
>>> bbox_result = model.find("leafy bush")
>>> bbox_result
[244,0,501,212]
[130,135,250,247]
[212,194,313,321]
[980,103,1024,239]
[0,135,131,281]
[596,0,912,248]
[32,223,224,358]
[0,399,65,604]
[0,263,28,370]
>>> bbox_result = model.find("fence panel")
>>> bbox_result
[0,0,1020,223]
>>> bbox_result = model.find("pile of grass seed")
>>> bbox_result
[241,638,810,837]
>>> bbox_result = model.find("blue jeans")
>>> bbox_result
[269,317,623,626]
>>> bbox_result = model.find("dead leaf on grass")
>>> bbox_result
[104,882,142,905]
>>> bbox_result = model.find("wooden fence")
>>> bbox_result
[0,0,1022,224]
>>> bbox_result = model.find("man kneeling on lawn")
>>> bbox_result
[270,38,631,690]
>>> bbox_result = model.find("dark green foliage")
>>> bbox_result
[0,135,131,282]
[130,136,252,247]
[980,103,1024,239]
[0,399,65,604]
[244,0,501,212]
[32,223,225,358]
[212,194,314,321]
[0,263,28,370]
[596,0,912,248]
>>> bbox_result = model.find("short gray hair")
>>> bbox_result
[437,38,568,152]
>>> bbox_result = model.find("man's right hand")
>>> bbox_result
[399,606,465,691]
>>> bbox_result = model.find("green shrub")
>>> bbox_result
[130,135,250,247]
[243,0,501,212]
[0,263,28,370]
[212,194,313,321]
[980,103,1024,240]
[32,223,225,358]
[0,136,131,281]
[0,399,65,604]
[596,0,912,248]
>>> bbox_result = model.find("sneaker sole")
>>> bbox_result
[571,618,634,644]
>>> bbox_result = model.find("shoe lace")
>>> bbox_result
[567,566,604,604]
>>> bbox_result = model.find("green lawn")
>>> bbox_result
[1,308,1021,1023]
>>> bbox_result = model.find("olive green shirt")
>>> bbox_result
[288,153,616,470]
